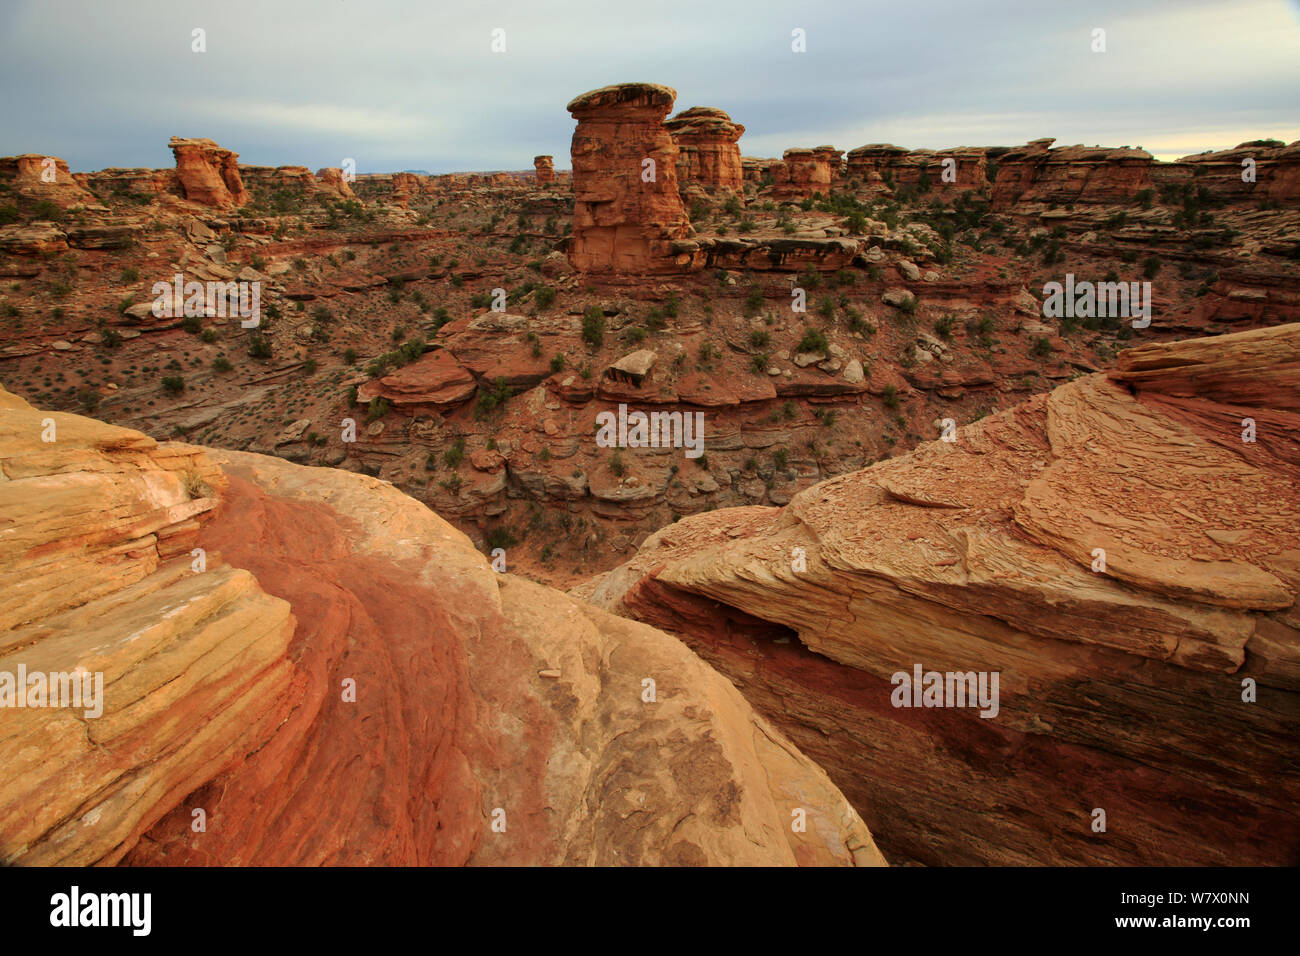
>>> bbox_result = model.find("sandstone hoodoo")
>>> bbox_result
[665,106,746,196]
[533,154,555,185]
[566,82,693,273]
[315,166,356,199]
[577,322,1300,867]
[168,136,249,208]
[771,146,842,200]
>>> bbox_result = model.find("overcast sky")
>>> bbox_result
[1,0,1297,173]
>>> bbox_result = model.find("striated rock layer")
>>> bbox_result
[0,386,882,867]
[576,323,1300,866]
[771,146,842,200]
[566,83,693,273]
[0,154,95,206]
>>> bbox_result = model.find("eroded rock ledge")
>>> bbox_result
[575,323,1300,866]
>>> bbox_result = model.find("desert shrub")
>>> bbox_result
[797,328,829,353]
[444,437,466,467]
[581,306,604,347]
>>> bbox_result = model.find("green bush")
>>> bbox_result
[581,306,604,347]
[797,328,829,353]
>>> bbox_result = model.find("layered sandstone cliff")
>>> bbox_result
[0,386,882,867]
[841,137,1299,210]
[0,154,95,206]
[771,146,842,200]
[576,323,1300,866]
[566,83,693,273]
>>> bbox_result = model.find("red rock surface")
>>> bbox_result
[576,323,1300,866]
[566,83,693,273]
[315,166,356,199]
[0,154,95,206]
[168,136,249,208]
[771,146,842,200]
[665,106,745,196]
[356,348,477,413]
[0,386,885,866]
[533,155,555,185]
[846,144,989,193]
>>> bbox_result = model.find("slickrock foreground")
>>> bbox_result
[575,323,1300,866]
[0,386,882,866]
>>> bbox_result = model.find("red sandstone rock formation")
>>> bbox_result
[1157,140,1300,204]
[665,106,745,196]
[984,138,1152,208]
[566,82,692,273]
[315,166,356,199]
[356,348,477,413]
[534,154,555,185]
[741,156,780,186]
[0,385,883,866]
[846,144,988,193]
[771,146,842,200]
[168,137,249,208]
[577,322,1300,866]
[0,154,94,206]
[83,167,176,200]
